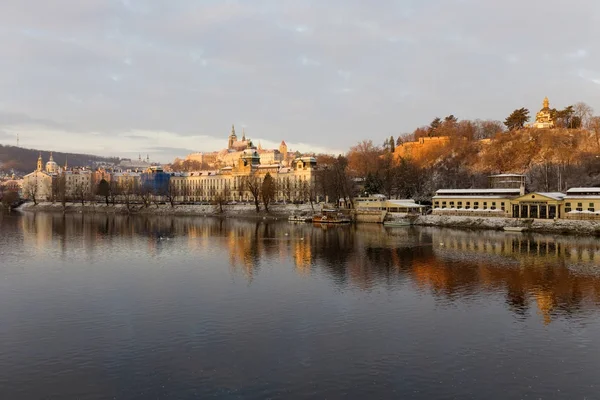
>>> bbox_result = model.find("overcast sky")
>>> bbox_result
[1,0,599,162]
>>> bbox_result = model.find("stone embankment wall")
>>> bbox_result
[17,202,316,219]
[415,215,600,235]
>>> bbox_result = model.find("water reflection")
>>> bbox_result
[3,212,600,326]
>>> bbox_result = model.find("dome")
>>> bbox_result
[46,160,58,173]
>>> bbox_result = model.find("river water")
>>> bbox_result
[1,212,599,399]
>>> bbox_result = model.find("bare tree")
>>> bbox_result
[300,179,318,212]
[109,180,119,205]
[242,175,262,213]
[137,184,152,208]
[73,181,90,206]
[23,179,39,205]
[281,177,293,203]
[588,116,600,149]
[214,182,231,214]
[164,180,179,208]
[574,102,594,128]
[56,174,68,211]
[119,181,137,212]
[261,173,276,213]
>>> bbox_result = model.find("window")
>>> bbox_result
[588,207,595,212]
[501,202,505,211]
[474,201,479,210]
[491,201,496,210]
[590,202,594,208]
[483,202,487,209]
[565,207,572,213]
[434,201,439,208]
[457,201,463,209]
[578,202,583,207]
[566,202,571,207]
[442,201,447,208]
[449,201,455,207]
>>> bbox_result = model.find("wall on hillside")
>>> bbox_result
[393,136,451,165]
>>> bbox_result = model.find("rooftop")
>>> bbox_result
[436,188,521,194]
[566,187,600,193]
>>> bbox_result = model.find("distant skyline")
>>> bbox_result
[1,0,599,162]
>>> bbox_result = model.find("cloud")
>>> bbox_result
[566,49,588,59]
[0,0,599,159]
[299,56,320,67]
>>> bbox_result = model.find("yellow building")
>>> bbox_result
[63,170,93,199]
[533,97,555,129]
[171,153,317,202]
[432,188,518,217]
[22,154,54,201]
[509,192,565,219]
[562,188,600,220]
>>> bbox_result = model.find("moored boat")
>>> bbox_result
[504,226,527,232]
[313,209,352,224]
[383,219,411,227]
[288,214,313,222]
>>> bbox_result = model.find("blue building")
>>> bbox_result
[141,166,171,194]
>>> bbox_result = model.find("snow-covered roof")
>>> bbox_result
[565,195,600,199]
[434,207,504,212]
[566,187,600,194]
[387,199,425,208]
[432,195,512,199]
[356,194,387,200]
[435,188,520,195]
[488,174,525,178]
[536,192,566,201]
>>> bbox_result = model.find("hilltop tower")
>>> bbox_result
[228,125,238,149]
[533,97,555,129]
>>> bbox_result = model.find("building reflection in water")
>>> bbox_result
[8,212,600,325]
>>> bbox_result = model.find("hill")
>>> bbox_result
[0,144,120,174]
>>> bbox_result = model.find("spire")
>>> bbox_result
[543,96,549,109]
[231,124,236,136]
[37,152,43,171]
[49,152,54,162]
[242,127,246,141]
[146,154,149,162]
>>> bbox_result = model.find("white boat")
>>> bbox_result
[288,214,313,222]
[504,226,527,232]
[383,219,411,227]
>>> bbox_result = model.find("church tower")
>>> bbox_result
[279,141,288,161]
[228,124,237,149]
[37,153,43,171]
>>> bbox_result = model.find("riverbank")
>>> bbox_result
[16,203,600,235]
[414,215,600,236]
[16,201,316,220]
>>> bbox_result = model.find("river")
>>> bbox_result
[1,212,599,399]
